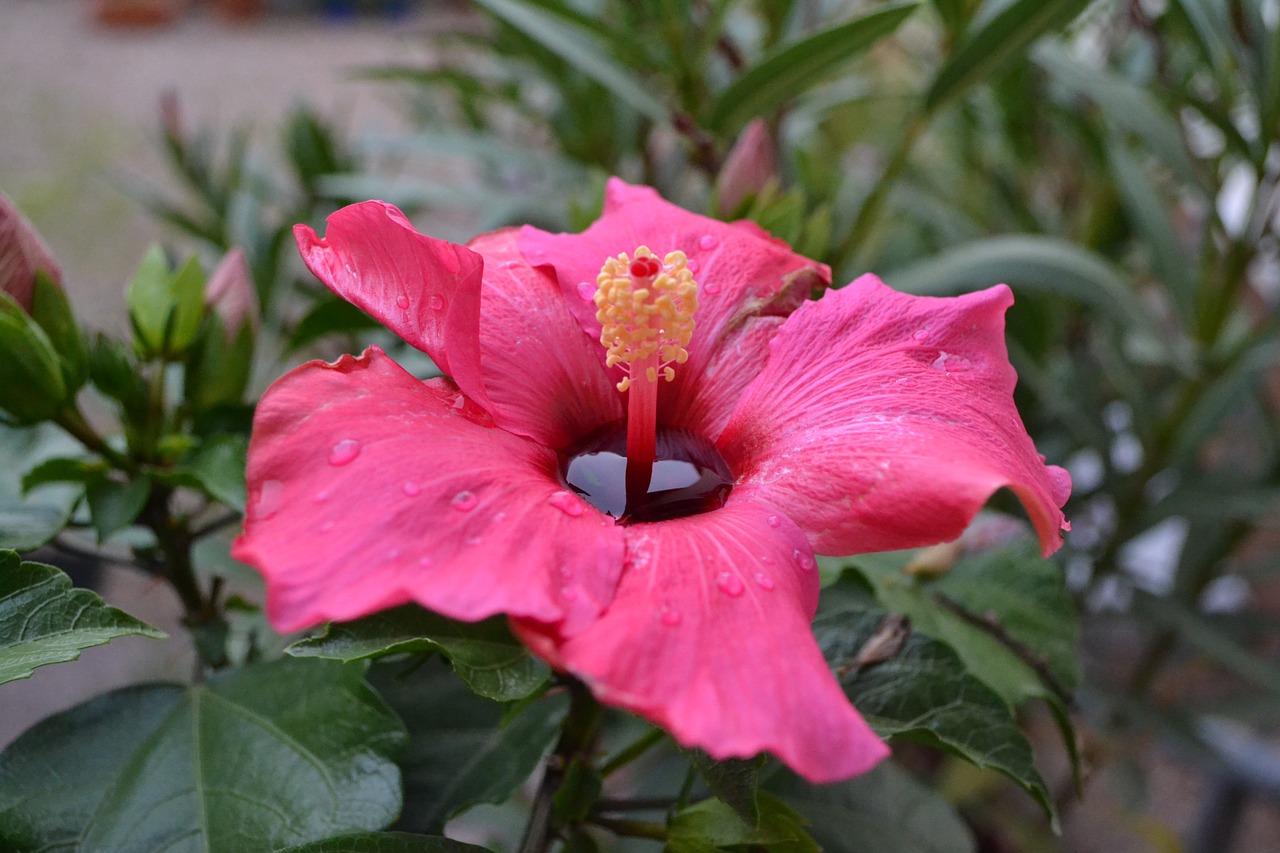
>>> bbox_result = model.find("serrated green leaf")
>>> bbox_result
[85,474,152,541]
[689,751,761,827]
[667,791,817,852]
[368,659,565,832]
[276,832,491,853]
[0,657,405,853]
[470,0,668,122]
[813,579,1055,823]
[708,3,918,133]
[0,551,163,686]
[289,605,549,702]
[767,761,976,853]
[885,235,1188,368]
[925,0,1092,112]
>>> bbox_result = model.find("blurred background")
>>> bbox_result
[3,1,1279,851]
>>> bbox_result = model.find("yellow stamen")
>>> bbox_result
[595,246,698,392]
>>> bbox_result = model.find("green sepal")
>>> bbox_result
[0,293,68,423]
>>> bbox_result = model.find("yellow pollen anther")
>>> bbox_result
[595,246,699,392]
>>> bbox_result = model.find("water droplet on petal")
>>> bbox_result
[698,234,718,251]
[429,294,445,311]
[452,490,478,511]
[576,281,595,301]
[465,535,483,546]
[766,515,781,528]
[395,295,410,309]
[402,481,421,497]
[716,571,744,597]
[660,609,682,626]
[913,328,928,340]
[328,439,361,466]
[931,351,970,373]
[686,258,700,273]
[704,282,721,295]
[313,489,332,504]
[794,549,816,571]
[549,490,584,517]
[754,571,775,590]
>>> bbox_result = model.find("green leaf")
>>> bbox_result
[667,791,817,852]
[1034,44,1207,195]
[689,751,762,827]
[126,248,206,357]
[85,474,152,541]
[925,0,1093,112]
[885,235,1189,368]
[0,424,80,550]
[289,605,549,702]
[368,659,565,832]
[470,0,669,122]
[288,297,382,352]
[813,578,1055,823]
[0,295,68,424]
[0,658,405,853]
[276,832,491,853]
[28,272,88,394]
[21,456,105,492]
[1135,592,1280,696]
[767,760,976,853]
[182,432,248,510]
[0,551,163,686]
[708,3,918,133]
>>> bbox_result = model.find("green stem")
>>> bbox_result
[519,681,605,853]
[589,815,668,841]
[601,728,665,778]
[54,406,132,471]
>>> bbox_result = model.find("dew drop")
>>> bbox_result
[686,258,700,273]
[754,571,775,590]
[395,295,410,309]
[576,281,595,301]
[429,294,445,311]
[766,515,781,528]
[715,571,744,597]
[913,328,929,340]
[452,490,478,511]
[704,282,722,295]
[660,609,682,626]
[465,535,483,546]
[931,351,971,373]
[328,439,361,467]
[313,489,332,504]
[560,586,578,601]
[549,490,585,517]
[698,234,718,251]
[794,549,816,571]
[402,481,421,497]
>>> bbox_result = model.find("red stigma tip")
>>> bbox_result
[630,257,661,279]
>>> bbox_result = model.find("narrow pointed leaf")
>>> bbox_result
[276,833,491,853]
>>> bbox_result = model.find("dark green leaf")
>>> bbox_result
[182,432,248,510]
[289,605,549,702]
[814,579,1055,823]
[925,0,1093,112]
[368,659,565,832]
[289,297,381,352]
[552,760,602,825]
[276,832,491,853]
[0,551,163,686]
[689,751,762,826]
[0,296,68,423]
[0,658,405,853]
[85,474,152,541]
[470,0,668,122]
[768,761,975,853]
[21,456,104,492]
[667,791,817,852]
[708,4,918,133]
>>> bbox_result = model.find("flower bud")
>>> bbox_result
[0,191,62,312]
[205,247,258,341]
[717,118,779,216]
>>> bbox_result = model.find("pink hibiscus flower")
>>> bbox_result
[232,179,1070,783]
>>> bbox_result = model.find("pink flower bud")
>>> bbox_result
[205,247,258,339]
[0,191,62,311]
[717,118,779,215]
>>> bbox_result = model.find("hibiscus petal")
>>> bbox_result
[294,202,492,411]
[466,228,623,450]
[720,275,1071,557]
[518,179,829,440]
[231,346,624,634]
[513,497,889,783]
